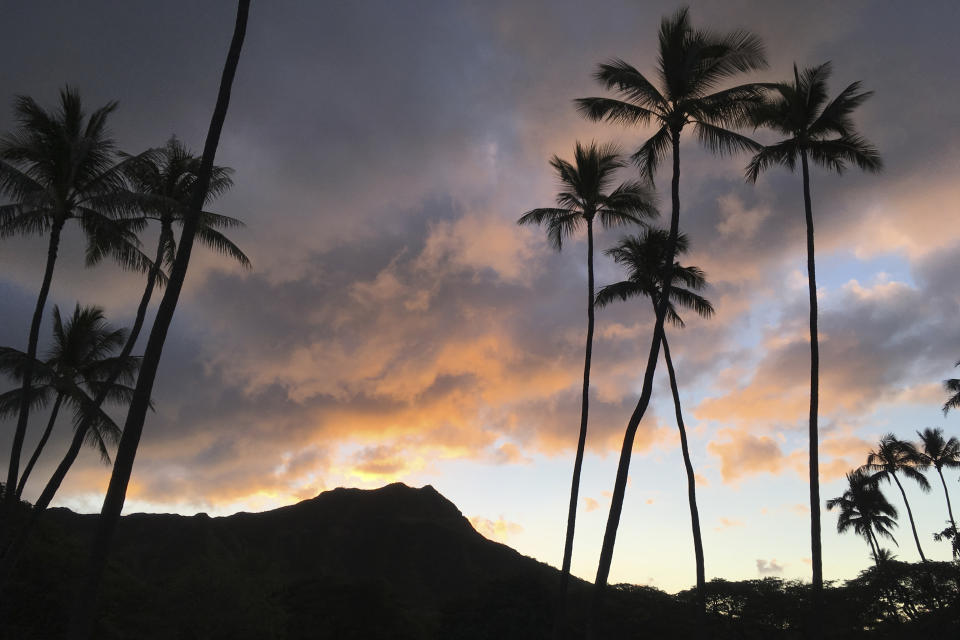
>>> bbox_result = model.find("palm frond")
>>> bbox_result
[194,225,252,269]
[745,139,799,182]
[806,135,883,175]
[575,97,656,127]
[630,124,672,184]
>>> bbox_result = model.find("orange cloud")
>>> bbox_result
[468,515,524,542]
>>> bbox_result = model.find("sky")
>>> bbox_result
[1,0,959,593]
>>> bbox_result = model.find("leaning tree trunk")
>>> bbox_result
[587,129,681,638]
[935,466,958,558]
[661,333,706,618]
[800,150,823,635]
[4,220,63,512]
[890,471,926,562]
[68,3,250,638]
[0,233,165,582]
[15,392,64,498]
[553,216,595,640]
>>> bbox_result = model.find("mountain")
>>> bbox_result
[3,482,957,639]
[3,483,573,639]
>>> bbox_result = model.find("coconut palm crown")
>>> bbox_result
[862,434,930,562]
[0,305,139,497]
[745,62,883,182]
[595,229,713,323]
[827,469,899,565]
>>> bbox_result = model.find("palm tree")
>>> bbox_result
[0,305,139,499]
[863,435,930,562]
[0,87,154,509]
[517,141,656,636]
[914,427,960,557]
[943,360,960,415]
[575,7,766,626]
[71,3,251,636]
[745,61,882,603]
[595,228,713,616]
[827,469,899,568]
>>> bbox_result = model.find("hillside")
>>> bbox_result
[2,483,957,639]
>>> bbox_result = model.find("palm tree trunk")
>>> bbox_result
[866,529,879,565]
[661,334,706,617]
[588,130,681,638]
[890,471,926,562]
[553,217,595,640]
[15,393,64,499]
[800,150,823,630]
[4,220,64,511]
[935,466,958,558]
[68,4,250,637]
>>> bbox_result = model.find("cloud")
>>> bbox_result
[583,497,599,512]
[468,515,524,542]
[715,517,745,532]
[756,558,785,575]
[708,430,785,484]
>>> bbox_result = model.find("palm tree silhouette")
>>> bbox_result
[0,87,155,509]
[745,61,881,603]
[595,228,713,616]
[827,469,898,567]
[862,434,930,562]
[72,3,251,635]
[517,141,656,636]
[0,305,139,498]
[914,427,960,557]
[943,360,960,415]
[575,7,766,625]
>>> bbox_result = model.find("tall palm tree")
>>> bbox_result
[827,469,899,568]
[943,360,960,415]
[914,427,960,557]
[71,3,251,636]
[595,228,713,616]
[517,141,656,636]
[745,61,881,603]
[0,87,154,509]
[575,7,766,626]
[0,305,139,499]
[863,434,930,562]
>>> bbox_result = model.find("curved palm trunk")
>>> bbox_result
[69,4,250,637]
[934,466,958,558]
[890,471,926,562]
[553,218,595,640]
[4,221,64,511]
[800,151,824,632]
[661,334,705,617]
[588,131,681,637]
[15,393,64,499]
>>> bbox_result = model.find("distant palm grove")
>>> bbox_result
[1,3,958,639]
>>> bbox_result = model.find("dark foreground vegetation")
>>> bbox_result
[1,483,957,639]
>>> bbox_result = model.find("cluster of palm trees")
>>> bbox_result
[518,6,892,637]
[0,1,251,636]
[830,429,960,566]
[0,95,249,526]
